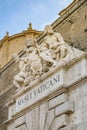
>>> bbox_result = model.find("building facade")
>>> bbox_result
[0,0,87,130]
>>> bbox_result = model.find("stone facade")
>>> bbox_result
[38,0,87,50]
[0,23,42,68]
[0,0,87,130]
[4,46,87,130]
[53,0,87,50]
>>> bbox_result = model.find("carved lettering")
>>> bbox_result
[16,73,61,112]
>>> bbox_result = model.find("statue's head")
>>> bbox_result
[44,25,54,34]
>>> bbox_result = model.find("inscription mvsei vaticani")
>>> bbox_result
[16,73,61,112]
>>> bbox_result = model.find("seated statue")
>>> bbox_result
[44,25,65,50]
[39,25,68,67]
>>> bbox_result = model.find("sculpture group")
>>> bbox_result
[13,25,83,89]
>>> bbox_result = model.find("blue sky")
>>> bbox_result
[0,0,73,39]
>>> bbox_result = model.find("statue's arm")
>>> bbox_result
[55,33,65,44]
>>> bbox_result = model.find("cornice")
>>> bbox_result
[1,29,42,43]
[37,0,87,42]
[59,0,78,16]
[51,0,86,29]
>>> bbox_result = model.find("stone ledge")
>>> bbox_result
[52,0,86,30]
[55,101,74,116]
[15,115,26,128]
[59,124,76,130]
[50,114,69,130]
[49,93,68,109]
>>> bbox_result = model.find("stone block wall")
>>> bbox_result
[69,82,87,130]
[52,0,87,51]
[7,92,74,130]
[6,80,87,130]
[0,61,18,127]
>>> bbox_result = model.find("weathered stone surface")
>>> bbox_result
[59,124,76,130]
[20,124,28,130]
[80,83,87,97]
[7,123,15,130]
[1,1,87,130]
[50,114,69,130]
[52,0,87,51]
[16,71,64,113]
[39,102,48,130]
[26,106,39,130]
[0,25,41,68]
[8,103,16,120]
[55,101,74,116]
[26,111,33,130]
[14,127,21,130]
[31,106,39,130]
[44,109,55,130]
[15,115,26,128]
[76,121,87,130]
[49,93,68,109]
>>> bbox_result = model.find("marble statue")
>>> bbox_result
[25,38,42,78]
[25,38,37,48]
[39,43,56,67]
[13,38,42,89]
[13,25,84,90]
[39,25,68,65]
